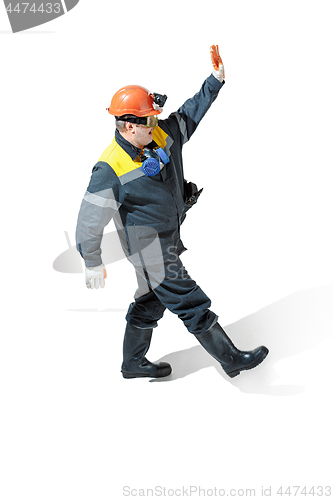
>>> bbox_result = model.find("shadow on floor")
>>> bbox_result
[150,284,333,396]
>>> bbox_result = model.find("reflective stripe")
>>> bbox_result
[119,168,146,185]
[83,191,120,209]
[174,113,189,144]
[164,135,174,157]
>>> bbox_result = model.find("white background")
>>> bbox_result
[1,1,333,499]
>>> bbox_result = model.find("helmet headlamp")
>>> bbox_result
[152,93,167,108]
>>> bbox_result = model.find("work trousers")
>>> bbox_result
[125,254,218,335]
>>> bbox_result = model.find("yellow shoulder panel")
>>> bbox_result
[98,137,142,178]
[152,126,168,149]
[97,127,168,178]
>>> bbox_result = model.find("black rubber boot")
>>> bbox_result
[195,323,269,378]
[121,324,172,379]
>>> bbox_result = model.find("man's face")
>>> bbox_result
[133,124,155,149]
[121,117,158,150]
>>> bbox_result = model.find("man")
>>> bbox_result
[76,45,269,379]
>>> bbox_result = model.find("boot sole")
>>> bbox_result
[122,368,172,379]
[224,347,269,378]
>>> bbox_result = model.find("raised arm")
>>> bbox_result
[160,45,225,146]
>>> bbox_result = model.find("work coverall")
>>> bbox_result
[76,74,224,335]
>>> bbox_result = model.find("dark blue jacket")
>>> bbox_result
[76,74,224,268]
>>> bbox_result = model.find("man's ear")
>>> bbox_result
[125,122,135,133]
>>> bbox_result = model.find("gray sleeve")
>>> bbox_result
[75,163,122,267]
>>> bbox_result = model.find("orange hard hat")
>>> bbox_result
[107,85,162,117]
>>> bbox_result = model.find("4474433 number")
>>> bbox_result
[5,3,61,14]
[277,486,331,496]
